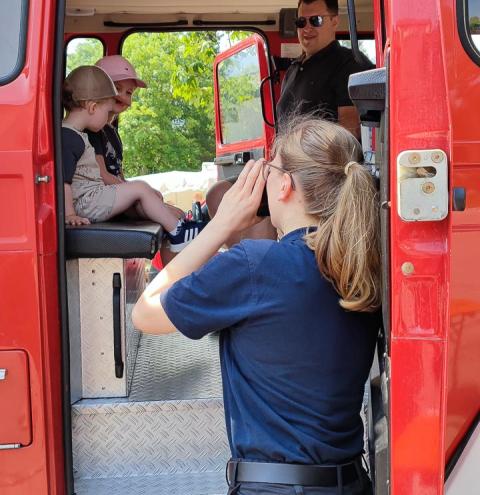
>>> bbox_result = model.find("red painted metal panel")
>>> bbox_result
[391,340,446,494]
[0,0,64,493]
[437,0,480,464]
[386,0,451,492]
[0,351,32,446]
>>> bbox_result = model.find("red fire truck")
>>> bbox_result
[0,0,479,494]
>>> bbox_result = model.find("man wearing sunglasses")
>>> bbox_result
[276,0,373,138]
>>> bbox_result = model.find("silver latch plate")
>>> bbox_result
[397,149,448,221]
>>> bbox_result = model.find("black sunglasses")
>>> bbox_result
[294,14,336,29]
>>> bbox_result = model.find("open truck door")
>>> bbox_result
[348,0,480,491]
[213,34,276,181]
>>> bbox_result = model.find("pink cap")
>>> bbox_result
[95,55,147,88]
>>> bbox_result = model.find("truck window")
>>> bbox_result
[458,0,480,61]
[66,37,105,74]
[0,0,28,85]
[338,39,376,64]
[120,31,253,177]
[217,44,264,144]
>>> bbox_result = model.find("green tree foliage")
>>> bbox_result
[121,32,220,175]
[66,38,104,74]
[470,16,480,34]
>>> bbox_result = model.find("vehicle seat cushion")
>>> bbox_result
[66,220,163,259]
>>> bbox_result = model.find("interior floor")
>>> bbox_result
[72,326,229,494]
[129,331,222,402]
[74,471,226,495]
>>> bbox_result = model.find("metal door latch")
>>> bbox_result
[35,174,51,184]
[397,149,448,221]
[0,369,6,380]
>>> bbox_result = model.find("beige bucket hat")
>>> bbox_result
[65,65,118,102]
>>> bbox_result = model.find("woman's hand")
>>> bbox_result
[133,158,267,335]
[211,159,266,236]
[65,214,90,226]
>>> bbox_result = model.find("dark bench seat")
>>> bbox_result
[66,221,164,259]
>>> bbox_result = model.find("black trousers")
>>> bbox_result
[227,467,372,495]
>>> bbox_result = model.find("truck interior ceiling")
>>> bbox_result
[59,1,386,495]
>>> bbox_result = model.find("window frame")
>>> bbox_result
[457,0,480,67]
[64,36,106,76]
[216,39,265,146]
[0,0,29,86]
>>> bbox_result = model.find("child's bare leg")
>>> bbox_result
[160,242,177,265]
[110,182,179,232]
[134,202,183,221]
[165,204,185,218]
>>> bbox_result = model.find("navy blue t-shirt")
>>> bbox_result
[62,127,86,184]
[87,124,123,177]
[161,228,379,464]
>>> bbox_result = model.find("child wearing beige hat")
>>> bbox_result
[62,65,205,252]
[86,55,147,185]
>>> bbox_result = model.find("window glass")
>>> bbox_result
[468,0,480,51]
[338,39,376,64]
[118,31,252,176]
[66,38,104,75]
[218,44,263,144]
[0,0,27,84]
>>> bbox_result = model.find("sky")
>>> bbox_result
[469,0,480,18]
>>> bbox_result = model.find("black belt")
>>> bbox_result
[226,458,361,487]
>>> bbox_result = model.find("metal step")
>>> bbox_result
[72,332,229,494]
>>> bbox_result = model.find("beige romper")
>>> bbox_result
[63,123,118,222]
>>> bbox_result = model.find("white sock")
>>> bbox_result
[168,219,183,236]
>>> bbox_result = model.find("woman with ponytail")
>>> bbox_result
[133,117,381,495]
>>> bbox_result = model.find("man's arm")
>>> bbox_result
[338,106,361,140]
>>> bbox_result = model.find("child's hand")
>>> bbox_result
[65,214,90,226]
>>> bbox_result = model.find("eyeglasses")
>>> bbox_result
[294,14,336,29]
[262,161,296,190]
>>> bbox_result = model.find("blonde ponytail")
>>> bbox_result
[274,117,381,312]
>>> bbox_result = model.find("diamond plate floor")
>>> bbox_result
[74,471,227,495]
[73,330,228,494]
[129,332,222,401]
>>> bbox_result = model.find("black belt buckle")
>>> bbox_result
[226,459,239,486]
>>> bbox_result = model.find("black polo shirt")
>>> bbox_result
[276,40,373,126]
